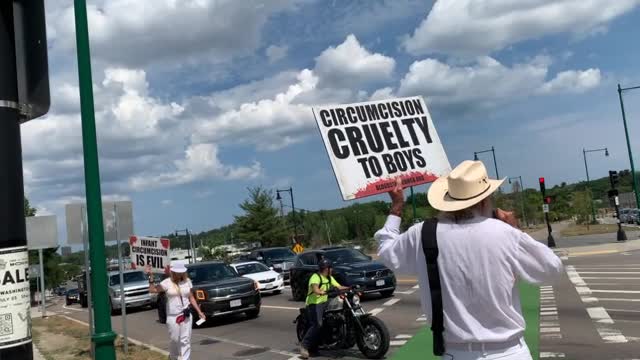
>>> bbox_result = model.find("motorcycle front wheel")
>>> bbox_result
[296,314,308,342]
[356,316,390,359]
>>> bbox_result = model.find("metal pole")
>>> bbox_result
[39,249,46,318]
[73,1,117,358]
[518,177,528,227]
[583,149,596,223]
[0,2,34,357]
[491,146,500,180]
[81,207,95,358]
[114,204,128,353]
[289,187,298,239]
[188,229,195,263]
[613,196,627,241]
[545,212,556,248]
[618,84,640,209]
[410,186,417,221]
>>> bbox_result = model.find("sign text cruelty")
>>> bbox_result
[313,96,451,200]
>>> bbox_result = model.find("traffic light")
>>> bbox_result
[539,177,546,196]
[544,196,552,204]
[609,170,619,189]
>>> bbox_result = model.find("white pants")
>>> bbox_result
[167,314,192,360]
[442,339,532,360]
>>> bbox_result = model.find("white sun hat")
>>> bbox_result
[170,262,187,273]
[427,160,505,212]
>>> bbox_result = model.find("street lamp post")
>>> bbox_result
[276,187,298,242]
[617,84,640,209]
[583,147,609,223]
[508,176,528,227]
[474,146,501,190]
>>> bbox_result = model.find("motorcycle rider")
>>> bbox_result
[300,258,348,359]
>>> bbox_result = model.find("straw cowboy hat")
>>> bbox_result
[428,160,505,212]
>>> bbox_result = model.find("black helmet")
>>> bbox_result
[318,259,332,270]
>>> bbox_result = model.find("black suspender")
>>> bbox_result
[421,218,445,356]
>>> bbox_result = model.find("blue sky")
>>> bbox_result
[23,0,640,245]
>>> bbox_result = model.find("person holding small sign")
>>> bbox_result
[146,263,206,360]
[374,160,563,359]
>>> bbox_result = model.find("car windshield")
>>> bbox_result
[235,263,270,276]
[262,249,295,261]
[188,264,238,284]
[109,272,147,286]
[323,249,370,264]
[67,289,78,295]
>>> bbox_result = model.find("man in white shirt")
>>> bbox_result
[375,160,563,360]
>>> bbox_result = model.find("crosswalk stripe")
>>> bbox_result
[390,340,407,346]
[540,352,566,358]
[383,298,400,306]
[395,335,412,339]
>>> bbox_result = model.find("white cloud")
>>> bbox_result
[266,45,289,63]
[46,0,306,67]
[397,56,601,110]
[403,0,640,56]
[129,144,262,190]
[537,68,602,94]
[314,34,395,88]
[161,199,173,206]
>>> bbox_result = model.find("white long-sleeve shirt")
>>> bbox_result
[375,215,563,344]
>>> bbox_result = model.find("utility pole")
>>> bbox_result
[617,84,640,209]
[583,147,609,223]
[74,0,118,358]
[0,2,32,358]
[539,177,556,248]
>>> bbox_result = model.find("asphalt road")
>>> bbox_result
[542,249,640,360]
[53,281,426,360]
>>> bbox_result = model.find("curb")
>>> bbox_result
[555,239,640,258]
[60,315,170,356]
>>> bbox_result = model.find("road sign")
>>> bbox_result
[13,0,50,121]
[292,243,304,254]
[542,204,549,213]
[65,201,133,244]
[26,215,58,250]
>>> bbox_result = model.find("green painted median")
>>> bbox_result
[392,283,540,359]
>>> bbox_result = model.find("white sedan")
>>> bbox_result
[231,261,285,294]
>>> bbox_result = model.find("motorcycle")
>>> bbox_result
[294,287,390,359]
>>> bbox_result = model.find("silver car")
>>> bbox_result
[108,270,157,315]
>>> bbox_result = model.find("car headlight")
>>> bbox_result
[277,274,283,281]
[352,295,360,306]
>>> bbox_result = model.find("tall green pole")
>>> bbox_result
[73,1,117,359]
[618,84,640,209]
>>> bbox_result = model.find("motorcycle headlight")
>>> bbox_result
[352,295,360,306]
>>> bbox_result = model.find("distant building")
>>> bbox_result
[61,246,72,256]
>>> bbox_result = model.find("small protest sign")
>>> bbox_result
[129,236,170,274]
[313,96,451,200]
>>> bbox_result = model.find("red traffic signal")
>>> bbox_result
[544,196,552,204]
[539,177,545,184]
[539,177,546,195]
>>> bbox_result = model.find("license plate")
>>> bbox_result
[376,280,385,287]
[230,299,242,308]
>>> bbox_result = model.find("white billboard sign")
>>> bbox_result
[313,96,451,200]
[26,215,58,250]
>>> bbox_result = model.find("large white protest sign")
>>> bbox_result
[313,96,451,200]
[129,236,170,274]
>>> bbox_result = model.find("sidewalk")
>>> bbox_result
[556,238,640,257]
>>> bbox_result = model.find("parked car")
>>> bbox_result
[230,261,285,295]
[65,288,79,306]
[289,246,396,301]
[54,287,67,296]
[619,208,632,223]
[627,209,640,224]
[247,247,296,283]
[107,270,157,315]
[188,261,261,325]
